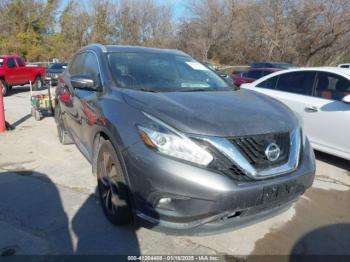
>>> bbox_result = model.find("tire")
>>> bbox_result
[34,110,41,121]
[32,76,43,91]
[96,138,132,225]
[1,79,9,96]
[31,107,36,117]
[55,104,73,145]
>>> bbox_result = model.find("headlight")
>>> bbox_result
[137,113,213,166]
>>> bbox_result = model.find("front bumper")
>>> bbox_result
[122,138,315,235]
[44,78,58,86]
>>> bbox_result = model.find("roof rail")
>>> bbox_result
[86,43,107,53]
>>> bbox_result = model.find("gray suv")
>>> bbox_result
[55,44,315,234]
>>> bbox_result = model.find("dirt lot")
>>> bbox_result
[0,86,349,258]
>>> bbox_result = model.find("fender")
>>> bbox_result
[90,125,133,190]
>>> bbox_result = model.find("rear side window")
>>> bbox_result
[6,58,17,68]
[315,72,350,101]
[69,53,86,75]
[275,72,315,95]
[257,75,279,89]
[16,57,25,67]
[261,70,274,77]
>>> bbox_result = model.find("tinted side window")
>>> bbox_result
[257,75,278,89]
[6,58,16,68]
[83,52,100,83]
[251,63,266,68]
[261,70,274,77]
[246,70,261,79]
[276,72,315,95]
[16,57,25,67]
[340,65,349,68]
[315,72,350,101]
[69,53,86,75]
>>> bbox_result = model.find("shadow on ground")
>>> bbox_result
[9,114,31,129]
[5,85,51,97]
[0,171,142,256]
[315,151,350,172]
[5,86,32,96]
[291,223,350,257]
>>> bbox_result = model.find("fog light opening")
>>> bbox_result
[156,197,175,211]
[159,197,172,205]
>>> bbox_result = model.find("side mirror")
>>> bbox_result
[222,75,233,85]
[70,75,97,91]
[342,95,350,104]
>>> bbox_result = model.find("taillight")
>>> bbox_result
[59,88,71,103]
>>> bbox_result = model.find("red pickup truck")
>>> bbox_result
[0,55,46,96]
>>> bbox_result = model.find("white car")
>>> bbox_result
[241,67,350,160]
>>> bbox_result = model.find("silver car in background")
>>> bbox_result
[241,67,350,160]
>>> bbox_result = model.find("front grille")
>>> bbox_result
[46,73,58,79]
[229,132,290,170]
[210,159,252,182]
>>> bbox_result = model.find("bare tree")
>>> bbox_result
[1,0,350,65]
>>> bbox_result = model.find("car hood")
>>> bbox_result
[121,89,298,137]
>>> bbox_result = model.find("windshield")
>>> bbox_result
[48,63,67,70]
[107,52,230,92]
[0,58,4,67]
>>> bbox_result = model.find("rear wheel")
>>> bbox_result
[1,79,9,96]
[32,76,43,91]
[97,138,132,225]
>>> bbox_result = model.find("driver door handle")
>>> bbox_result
[305,106,318,113]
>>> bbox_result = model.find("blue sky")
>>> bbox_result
[168,0,188,20]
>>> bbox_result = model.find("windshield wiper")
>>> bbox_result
[182,88,209,92]
[135,88,159,93]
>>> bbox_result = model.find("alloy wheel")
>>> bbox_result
[98,151,119,215]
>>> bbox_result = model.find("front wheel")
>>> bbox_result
[97,138,132,225]
[32,76,44,91]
